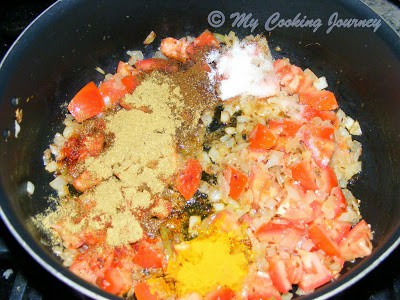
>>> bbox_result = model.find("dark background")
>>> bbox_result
[0,0,399,299]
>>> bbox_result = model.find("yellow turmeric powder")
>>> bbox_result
[166,232,248,296]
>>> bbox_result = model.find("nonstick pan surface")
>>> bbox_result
[0,1,399,299]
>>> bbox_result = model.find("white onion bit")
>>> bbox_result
[26,181,35,195]
[14,120,20,138]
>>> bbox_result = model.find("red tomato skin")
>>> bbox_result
[121,75,140,93]
[245,272,282,300]
[225,166,249,200]
[68,81,105,122]
[134,282,159,300]
[324,219,352,245]
[302,126,335,168]
[303,105,338,127]
[133,240,163,269]
[249,123,277,150]
[269,258,292,294]
[176,159,202,200]
[194,30,220,48]
[290,161,318,191]
[97,268,131,295]
[135,58,178,72]
[298,252,333,292]
[299,90,338,111]
[269,119,303,137]
[308,223,341,257]
[116,61,136,76]
[285,256,303,284]
[339,220,373,260]
[318,165,338,194]
[255,219,304,250]
[205,286,235,300]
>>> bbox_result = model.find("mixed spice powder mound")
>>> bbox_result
[39,74,186,246]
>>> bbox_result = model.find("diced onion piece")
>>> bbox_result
[208,146,220,163]
[53,133,65,147]
[225,127,236,135]
[213,33,226,43]
[213,203,225,212]
[2,269,13,279]
[143,31,156,45]
[153,51,167,59]
[304,68,318,81]
[63,125,75,139]
[209,190,222,202]
[43,149,51,165]
[313,76,328,90]
[127,50,144,65]
[45,161,58,173]
[95,67,106,75]
[343,116,355,130]
[220,111,230,123]
[349,121,362,135]
[14,120,20,138]
[26,181,35,195]
[201,114,213,127]
[237,116,250,123]
[50,176,67,190]
[188,216,201,235]
[49,176,69,197]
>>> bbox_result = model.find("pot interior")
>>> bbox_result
[0,0,399,298]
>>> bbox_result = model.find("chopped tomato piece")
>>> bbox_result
[175,159,202,200]
[121,75,140,93]
[225,166,248,200]
[248,165,272,204]
[116,61,136,76]
[67,81,105,122]
[135,58,179,73]
[273,59,290,73]
[70,246,114,285]
[205,286,235,300]
[246,272,282,300]
[99,75,140,106]
[303,105,338,127]
[99,78,126,105]
[73,170,100,192]
[97,268,131,295]
[193,30,220,48]
[324,219,351,244]
[299,252,333,292]
[339,220,373,261]
[256,219,304,250]
[134,282,159,300]
[249,123,277,150]
[285,256,303,284]
[317,166,338,194]
[299,90,338,111]
[133,239,164,269]
[290,160,318,191]
[308,223,341,257]
[160,37,191,62]
[211,210,240,233]
[273,59,313,93]
[302,125,335,168]
[269,119,303,137]
[269,258,292,294]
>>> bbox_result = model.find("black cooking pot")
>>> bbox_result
[0,0,399,299]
